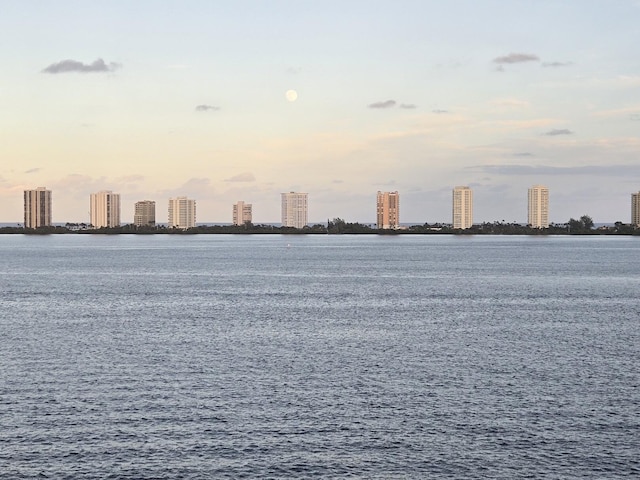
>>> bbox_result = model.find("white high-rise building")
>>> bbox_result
[134,200,156,227]
[528,185,549,228]
[90,191,120,228]
[452,186,473,229]
[281,192,308,229]
[632,192,640,227]
[376,191,400,229]
[168,197,196,229]
[233,201,252,226]
[24,187,52,229]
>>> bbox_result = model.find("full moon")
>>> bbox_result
[285,89,298,102]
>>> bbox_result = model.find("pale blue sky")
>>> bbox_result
[1,0,639,223]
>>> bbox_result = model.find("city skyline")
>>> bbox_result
[2,2,639,223]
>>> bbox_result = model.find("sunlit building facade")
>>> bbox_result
[281,192,308,229]
[632,192,640,227]
[376,191,400,229]
[90,190,120,228]
[168,197,196,229]
[134,200,156,227]
[452,186,473,229]
[233,201,252,226]
[24,187,52,229]
[528,185,550,228]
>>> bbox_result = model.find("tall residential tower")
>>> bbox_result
[376,191,400,229]
[90,191,120,228]
[281,192,308,229]
[134,200,156,227]
[168,197,196,229]
[632,192,640,227]
[528,185,549,228]
[24,187,52,229]
[452,186,473,229]
[232,201,252,225]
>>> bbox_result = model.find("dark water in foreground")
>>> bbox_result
[1,234,639,479]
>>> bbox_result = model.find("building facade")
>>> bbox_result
[281,192,308,229]
[376,191,400,229]
[528,185,549,228]
[452,186,473,229]
[24,187,52,229]
[90,191,120,228]
[168,197,196,229]
[632,192,640,227]
[232,201,252,226]
[134,200,156,227]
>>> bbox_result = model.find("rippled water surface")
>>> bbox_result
[1,234,639,478]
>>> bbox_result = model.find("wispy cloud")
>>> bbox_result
[469,164,639,176]
[195,104,220,112]
[513,152,534,157]
[286,66,302,75]
[493,53,540,64]
[399,103,417,109]
[25,167,41,174]
[544,128,573,136]
[542,61,573,67]
[225,172,255,182]
[631,113,640,121]
[368,100,396,109]
[42,58,120,74]
[432,109,449,114]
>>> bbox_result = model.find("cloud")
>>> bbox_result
[225,172,255,182]
[25,168,41,174]
[286,66,302,74]
[399,104,417,109]
[368,100,396,109]
[469,164,639,176]
[513,152,534,157]
[432,109,449,114]
[42,58,120,74]
[493,53,540,64]
[542,61,573,67]
[195,104,220,112]
[544,128,573,136]
[630,113,640,121]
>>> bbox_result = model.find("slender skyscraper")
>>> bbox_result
[281,192,308,228]
[24,187,52,229]
[233,201,252,225]
[528,185,549,228]
[376,191,400,229]
[134,200,156,227]
[168,197,196,229]
[90,191,120,228]
[452,186,473,229]
[632,191,640,227]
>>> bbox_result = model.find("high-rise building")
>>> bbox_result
[168,197,196,229]
[376,191,400,229]
[528,185,549,228]
[134,200,156,227]
[452,186,473,229]
[632,192,640,227]
[90,191,120,228]
[232,201,252,226]
[24,187,52,229]
[281,192,308,229]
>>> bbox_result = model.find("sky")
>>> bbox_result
[1,0,639,224]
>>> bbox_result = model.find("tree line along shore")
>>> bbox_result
[2,216,639,235]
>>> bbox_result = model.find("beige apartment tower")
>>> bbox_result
[168,197,196,229]
[528,185,549,228]
[632,192,640,227]
[281,192,308,229]
[134,200,156,227]
[24,187,52,229]
[90,191,120,228]
[233,201,252,226]
[376,191,400,229]
[452,186,473,229]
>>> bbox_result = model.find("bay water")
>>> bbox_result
[1,234,638,478]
